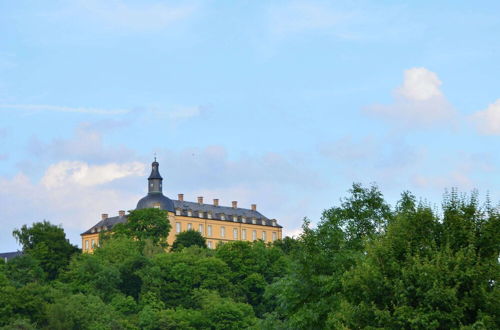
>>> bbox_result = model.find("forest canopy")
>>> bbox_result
[0,184,498,329]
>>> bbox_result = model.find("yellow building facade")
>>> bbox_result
[81,160,282,252]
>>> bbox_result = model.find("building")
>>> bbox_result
[81,159,283,252]
[0,251,23,263]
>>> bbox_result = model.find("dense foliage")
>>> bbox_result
[171,230,207,251]
[109,208,171,246]
[1,184,498,329]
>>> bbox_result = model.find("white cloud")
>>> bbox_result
[471,99,500,135]
[41,161,146,188]
[67,0,197,31]
[366,67,456,128]
[283,227,303,238]
[0,163,145,251]
[0,104,128,115]
[397,68,443,101]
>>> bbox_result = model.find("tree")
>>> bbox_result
[45,293,124,330]
[4,255,45,287]
[12,221,79,280]
[111,208,171,246]
[171,230,207,251]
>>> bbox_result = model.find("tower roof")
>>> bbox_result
[148,160,163,180]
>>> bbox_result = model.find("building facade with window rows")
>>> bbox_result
[81,160,283,252]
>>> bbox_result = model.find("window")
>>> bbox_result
[233,228,238,239]
[262,231,267,241]
[272,232,277,242]
[85,240,89,250]
[187,210,192,217]
[207,212,212,219]
[220,214,225,220]
[233,215,238,222]
[207,241,212,249]
[199,212,203,218]
[176,209,181,216]
[207,225,212,237]
[252,218,256,224]
[242,229,247,240]
[187,223,192,230]
[176,222,181,233]
[199,224,204,234]
[252,230,257,241]
[220,226,225,238]
[241,217,246,223]
[91,239,95,248]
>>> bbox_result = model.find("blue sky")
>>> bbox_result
[1,0,500,251]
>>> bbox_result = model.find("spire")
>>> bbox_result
[148,159,163,194]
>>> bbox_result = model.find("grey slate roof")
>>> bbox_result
[81,215,127,235]
[0,251,23,262]
[82,199,281,235]
[173,200,281,227]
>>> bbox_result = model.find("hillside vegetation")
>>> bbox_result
[1,184,499,329]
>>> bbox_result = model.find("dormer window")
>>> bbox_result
[187,210,192,217]
[176,209,181,216]
[220,214,225,220]
[252,218,256,224]
[233,215,238,222]
[199,212,203,218]
[207,212,212,219]
[91,228,96,233]
[241,217,246,223]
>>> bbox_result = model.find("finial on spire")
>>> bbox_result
[154,152,157,162]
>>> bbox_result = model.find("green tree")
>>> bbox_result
[264,183,393,329]
[111,208,171,246]
[61,237,147,301]
[329,191,500,329]
[139,248,234,309]
[12,221,79,280]
[215,241,288,317]
[171,229,207,251]
[4,255,45,287]
[45,293,124,330]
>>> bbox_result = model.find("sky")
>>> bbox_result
[1,0,500,252]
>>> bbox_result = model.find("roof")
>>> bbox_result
[0,251,23,262]
[136,193,175,212]
[173,200,275,223]
[148,161,163,180]
[82,199,281,235]
[81,215,127,235]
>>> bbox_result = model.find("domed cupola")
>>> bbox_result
[136,159,175,212]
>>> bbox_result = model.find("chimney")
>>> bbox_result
[101,213,108,220]
[232,201,238,209]
[198,196,203,204]
[213,199,219,207]
[118,210,125,217]
[251,204,257,211]
[178,193,184,201]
